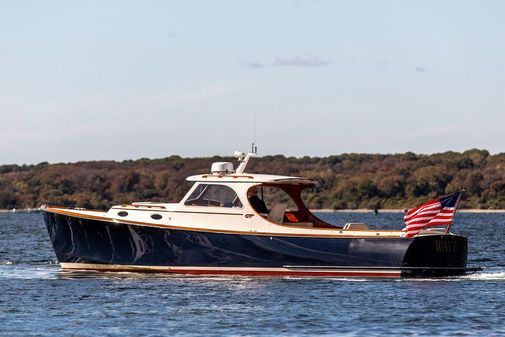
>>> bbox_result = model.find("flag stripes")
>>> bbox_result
[403,192,462,238]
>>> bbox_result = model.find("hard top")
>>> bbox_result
[186,151,318,185]
[186,173,317,185]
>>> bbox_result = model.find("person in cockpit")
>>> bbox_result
[247,187,268,214]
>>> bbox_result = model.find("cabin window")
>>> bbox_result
[184,184,243,208]
[151,214,162,220]
[118,211,128,217]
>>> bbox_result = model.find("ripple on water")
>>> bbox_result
[463,268,505,281]
[2,263,504,283]
[0,264,59,280]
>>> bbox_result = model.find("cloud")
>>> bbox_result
[241,55,329,69]
[272,55,329,68]
[415,65,428,73]
[289,0,318,6]
[378,61,389,71]
[240,61,267,69]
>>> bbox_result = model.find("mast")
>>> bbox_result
[235,151,257,174]
[445,190,465,235]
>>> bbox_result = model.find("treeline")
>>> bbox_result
[1,149,504,210]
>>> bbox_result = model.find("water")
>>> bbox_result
[0,212,504,336]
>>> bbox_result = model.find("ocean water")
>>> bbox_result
[0,211,504,336]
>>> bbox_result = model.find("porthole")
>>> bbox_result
[118,211,128,217]
[151,214,162,220]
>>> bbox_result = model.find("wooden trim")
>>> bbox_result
[42,205,106,213]
[127,204,166,209]
[171,210,243,216]
[110,207,243,216]
[201,175,255,179]
[59,263,402,278]
[111,207,172,213]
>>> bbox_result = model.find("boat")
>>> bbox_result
[42,151,472,278]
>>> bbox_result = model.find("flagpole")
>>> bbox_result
[445,190,465,235]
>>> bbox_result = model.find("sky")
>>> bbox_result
[1,0,504,164]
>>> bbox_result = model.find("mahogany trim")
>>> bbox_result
[111,207,243,216]
[59,263,402,278]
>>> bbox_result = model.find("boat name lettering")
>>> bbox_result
[435,240,458,254]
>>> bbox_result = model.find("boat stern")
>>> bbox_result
[401,234,468,277]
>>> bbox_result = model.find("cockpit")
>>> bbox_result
[246,183,338,229]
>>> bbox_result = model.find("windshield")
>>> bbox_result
[185,184,242,208]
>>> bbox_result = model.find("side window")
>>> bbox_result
[184,184,242,208]
[261,186,298,211]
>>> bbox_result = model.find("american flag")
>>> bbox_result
[403,191,463,238]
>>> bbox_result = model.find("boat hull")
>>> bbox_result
[43,211,468,278]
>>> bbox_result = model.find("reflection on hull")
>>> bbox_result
[44,212,468,278]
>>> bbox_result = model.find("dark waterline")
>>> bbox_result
[1,212,504,336]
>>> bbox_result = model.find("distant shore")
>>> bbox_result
[0,208,42,213]
[2,207,505,214]
[2,149,505,210]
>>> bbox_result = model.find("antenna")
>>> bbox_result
[251,142,257,155]
[251,111,258,154]
[254,111,257,146]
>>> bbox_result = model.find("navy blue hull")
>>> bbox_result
[43,211,468,277]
